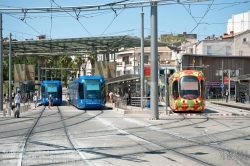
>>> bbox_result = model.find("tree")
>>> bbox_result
[162,34,185,44]
[60,55,73,87]
[74,55,85,77]
[88,53,97,75]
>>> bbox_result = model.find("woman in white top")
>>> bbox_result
[33,93,38,108]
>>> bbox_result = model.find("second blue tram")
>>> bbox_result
[41,80,62,106]
[68,75,105,109]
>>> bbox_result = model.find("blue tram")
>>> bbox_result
[41,80,62,106]
[68,75,105,109]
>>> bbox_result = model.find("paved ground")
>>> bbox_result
[1,98,250,166]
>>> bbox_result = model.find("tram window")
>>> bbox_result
[200,80,205,99]
[180,76,200,99]
[79,83,84,99]
[172,80,179,99]
[101,83,105,99]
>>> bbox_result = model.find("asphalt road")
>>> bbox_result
[0,100,250,166]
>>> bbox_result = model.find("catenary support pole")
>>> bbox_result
[140,7,144,109]
[38,60,40,99]
[0,13,4,116]
[150,2,159,120]
[165,68,169,114]
[8,33,12,116]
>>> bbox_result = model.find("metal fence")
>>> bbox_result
[130,97,148,108]
[114,97,127,110]
[114,97,150,110]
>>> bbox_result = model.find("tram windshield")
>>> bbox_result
[46,83,58,98]
[180,76,200,99]
[85,80,101,99]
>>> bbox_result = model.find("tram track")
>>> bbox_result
[93,110,250,165]
[87,111,214,166]
[206,103,250,115]
[2,105,250,165]
[17,106,95,166]
[20,106,46,166]
[181,114,248,166]
[0,108,89,140]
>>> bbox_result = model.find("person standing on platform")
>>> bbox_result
[14,90,21,118]
[4,94,9,111]
[225,89,229,103]
[33,93,38,108]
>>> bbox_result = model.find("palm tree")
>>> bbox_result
[60,55,73,86]
[74,55,85,77]
[88,53,97,75]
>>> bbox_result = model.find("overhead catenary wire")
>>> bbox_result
[1,0,249,40]
[51,0,92,37]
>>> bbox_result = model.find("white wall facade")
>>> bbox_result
[233,31,250,56]
[227,11,250,33]
[196,39,234,55]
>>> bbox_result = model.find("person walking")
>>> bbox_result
[14,90,21,118]
[4,94,9,111]
[225,89,229,103]
[33,93,38,108]
[12,92,15,104]
[48,93,53,109]
[66,92,71,106]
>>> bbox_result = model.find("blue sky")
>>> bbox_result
[0,0,249,41]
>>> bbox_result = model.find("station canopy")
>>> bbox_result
[2,35,171,57]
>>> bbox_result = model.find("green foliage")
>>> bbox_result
[162,34,185,43]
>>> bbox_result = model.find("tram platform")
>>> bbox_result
[209,100,250,110]
[105,99,250,115]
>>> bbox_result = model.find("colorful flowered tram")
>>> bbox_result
[168,70,206,112]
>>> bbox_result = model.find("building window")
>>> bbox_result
[199,57,203,70]
[226,46,231,56]
[239,50,243,56]
[242,38,247,43]
[116,70,120,77]
[144,56,149,63]
[159,69,165,77]
[123,56,129,65]
[207,46,211,55]
[125,70,130,74]
[110,54,114,60]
